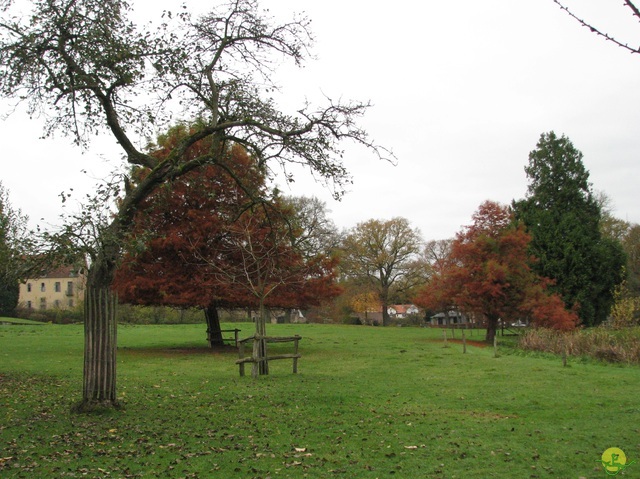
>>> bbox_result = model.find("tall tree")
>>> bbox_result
[417,238,455,318]
[113,132,267,348]
[415,201,578,343]
[275,195,342,322]
[0,0,389,409]
[0,182,29,315]
[622,224,640,296]
[597,194,640,298]
[512,132,625,327]
[341,217,423,326]
[282,196,341,259]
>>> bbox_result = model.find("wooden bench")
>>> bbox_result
[236,334,302,377]
[207,328,241,347]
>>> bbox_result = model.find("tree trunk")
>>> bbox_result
[75,229,123,412]
[256,302,269,375]
[485,314,499,343]
[76,285,119,411]
[381,288,390,327]
[205,301,224,348]
[382,307,390,326]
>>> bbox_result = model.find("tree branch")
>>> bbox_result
[553,0,640,55]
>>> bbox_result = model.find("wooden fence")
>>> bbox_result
[236,334,302,378]
[428,321,525,337]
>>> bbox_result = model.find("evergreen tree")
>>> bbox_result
[0,183,28,316]
[513,132,625,326]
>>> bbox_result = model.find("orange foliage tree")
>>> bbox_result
[114,127,340,352]
[113,128,265,346]
[414,200,578,342]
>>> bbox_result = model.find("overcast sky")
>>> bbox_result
[2,0,639,241]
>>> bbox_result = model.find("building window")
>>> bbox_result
[40,282,45,292]
[68,299,74,308]
[39,297,46,310]
[54,299,61,308]
[27,283,32,292]
[66,282,74,296]
[27,301,32,309]
[55,282,61,293]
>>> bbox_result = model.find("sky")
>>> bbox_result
[1,0,640,241]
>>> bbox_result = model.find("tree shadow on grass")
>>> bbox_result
[119,344,239,357]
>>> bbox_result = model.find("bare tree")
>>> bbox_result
[0,0,390,409]
[202,208,310,375]
[283,196,341,257]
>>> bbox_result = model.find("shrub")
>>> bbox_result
[14,305,83,324]
[117,305,204,324]
[519,327,640,364]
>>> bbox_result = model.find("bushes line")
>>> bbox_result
[519,327,640,364]
[14,304,253,325]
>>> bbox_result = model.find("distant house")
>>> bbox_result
[19,265,86,311]
[352,307,383,326]
[429,310,468,326]
[387,304,420,319]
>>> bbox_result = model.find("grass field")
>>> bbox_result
[1,322,638,478]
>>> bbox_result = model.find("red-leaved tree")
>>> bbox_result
[114,126,341,354]
[415,201,579,342]
[113,128,265,346]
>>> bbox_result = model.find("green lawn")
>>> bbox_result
[1,322,638,478]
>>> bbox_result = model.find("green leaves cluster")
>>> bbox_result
[0,182,30,315]
[513,132,626,326]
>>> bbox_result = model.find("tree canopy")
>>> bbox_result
[341,217,424,326]
[415,200,578,342]
[113,128,341,349]
[512,132,625,327]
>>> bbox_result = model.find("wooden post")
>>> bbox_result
[562,345,568,367]
[462,329,467,354]
[252,335,260,378]
[493,335,498,358]
[238,340,246,377]
[442,329,448,348]
[293,336,300,373]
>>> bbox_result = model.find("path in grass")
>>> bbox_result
[1,322,638,478]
